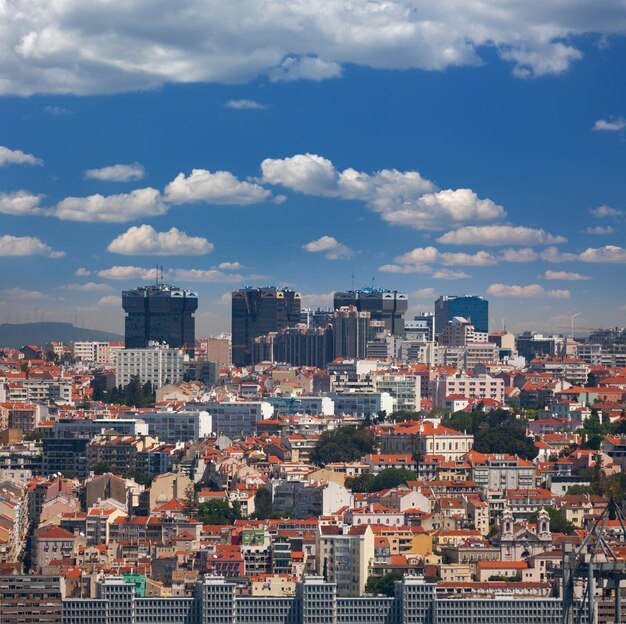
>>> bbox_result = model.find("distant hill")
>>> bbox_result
[0,322,123,348]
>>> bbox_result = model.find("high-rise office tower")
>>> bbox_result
[231,286,302,366]
[122,283,198,349]
[333,288,408,335]
[434,295,489,336]
[333,306,385,359]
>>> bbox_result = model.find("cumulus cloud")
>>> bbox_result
[578,245,626,263]
[540,246,578,263]
[75,267,91,276]
[432,269,471,280]
[169,269,243,283]
[300,292,335,309]
[589,205,623,218]
[593,117,626,132]
[60,282,115,291]
[44,105,72,115]
[499,248,539,262]
[0,145,42,166]
[218,262,243,270]
[0,235,64,257]
[585,225,614,235]
[303,235,353,260]
[378,264,433,274]
[268,56,342,82]
[437,225,566,246]
[487,283,570,298]
[165,169,272,205]
[0,2,615,96]
[391,246,496,272]
[107,224,214,256]
[97,266,158,281]
[98,295,122,306]
[0,191,44,216]
[54,188,166,222]
[84,162,145,182]
[261,154,500,230]
[412,288,437,298]
[543,270,591,281]
[224,99,267,110]
[1,287,50,300]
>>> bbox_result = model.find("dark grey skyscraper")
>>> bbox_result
[434,295,489,336]
[231,286,301,366]
[333,288,408,334]
[122,283,198,349]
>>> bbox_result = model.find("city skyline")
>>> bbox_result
[0,5,624,337]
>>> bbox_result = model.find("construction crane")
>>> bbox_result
[561,499,626,624]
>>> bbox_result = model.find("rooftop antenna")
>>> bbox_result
[155,263,159,287]
[351,271,355,290]
[161,265,164,284]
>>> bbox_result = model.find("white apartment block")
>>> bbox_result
[372,374,421,412]
[139,409,212,442]
[72,342,124,366]
[434,372,505,406]
[114,345,185,388]
[188,401,273,438]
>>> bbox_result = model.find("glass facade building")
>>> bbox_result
[434,295,489,336]
[122,284,198,350]
[231,287,302,366]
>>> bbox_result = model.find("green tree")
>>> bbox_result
[91,462,112,475]
[365,572,403,597]
[310,426,376,466]
[528,507,575,534]
[345,473,375,493]
[367,468,417,492]
[253,488,273,520]
[389,410,421,422]
[565,485,593,495]
[196,499,241,525]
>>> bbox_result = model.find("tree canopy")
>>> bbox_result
[528,507,575,534]
[253,488,273,520]
[196,499,241,525]
[310,426,376,466]
[92,375,156,407]
[443,408,538,460]
[365,572,403,597]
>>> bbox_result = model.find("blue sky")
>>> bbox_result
[0,4,624,337]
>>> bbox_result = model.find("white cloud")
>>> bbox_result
[437,225,566,246]
[432,269,471,280]
[589,205,623,218]
[487,283,570,298]
[543,270,591,281]
[373,188,504,231]
[269,56,342,82]
[378,264,433,274]
[0,235,64,257]
[84,162,145,182]
[262,154,499,230]
[499,248,539,262]
[97,265,158,281]
[107,224,214,256]
[585,225,614,235]
[218,261,243,270]
[75,267,91,276]
[303,235,353,260]
[392,246,496,270]
[540,246,577,263]
[1,287,50,300]
[412,288,436,298]
[0,145,42,166]
[578,245,626,263]
[165,169,271,205]
[98,295,122,306]
[44,105,72,115]
[54,188,166,222]
[60,282,115,291]
[300,292,334,309]
[0,2,614,96]
[0,191,44,216]
[224,99,268,110]
[593,117,626,132]
[169,269,243,283]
